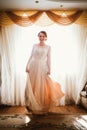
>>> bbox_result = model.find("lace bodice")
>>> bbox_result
[32,44,50,61]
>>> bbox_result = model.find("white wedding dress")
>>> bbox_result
[25,44,64,114]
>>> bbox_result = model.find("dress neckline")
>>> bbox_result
[36,44,47,47]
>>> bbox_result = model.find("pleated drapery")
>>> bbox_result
[0,10,87,27]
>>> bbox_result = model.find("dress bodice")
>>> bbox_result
[32,44,50,61]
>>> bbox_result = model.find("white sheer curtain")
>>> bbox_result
[0,24,87,106]
[0,25,26,105]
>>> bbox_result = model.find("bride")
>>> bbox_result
[25,31,64,115]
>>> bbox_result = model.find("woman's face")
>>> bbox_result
[38,33,47,42]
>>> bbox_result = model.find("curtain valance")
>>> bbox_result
[0,10,87,26]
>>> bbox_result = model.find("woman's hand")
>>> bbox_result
[26,67,29,73]
[47,70,50,75]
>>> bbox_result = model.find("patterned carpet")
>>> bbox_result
[0,113,87,130]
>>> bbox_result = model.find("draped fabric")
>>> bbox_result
[6,11,43,27]
[0,26,15,105]
[0,26,26,105]
[46,10,83,25]
[0,24,87,106]
[0,12,13,26]
[0,10,87,27]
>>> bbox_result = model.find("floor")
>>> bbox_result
[0,104,87,115]
[0,105,87,130]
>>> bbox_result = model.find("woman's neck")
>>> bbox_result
[39,42,45,46]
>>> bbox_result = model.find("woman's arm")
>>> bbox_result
[26,45,34,73]
[47,46,51,75]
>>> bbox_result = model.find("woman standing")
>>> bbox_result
[25,31,64,115]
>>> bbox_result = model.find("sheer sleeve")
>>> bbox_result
[47,46,51,74]
[26,45,35,69]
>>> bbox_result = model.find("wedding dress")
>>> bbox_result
[25,44,64,114]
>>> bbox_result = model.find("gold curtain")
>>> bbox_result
[75,10,87,26]
[6,11,43,27]
[0,10,87,27]
[46,10,83,25]
[0,11,13,26]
